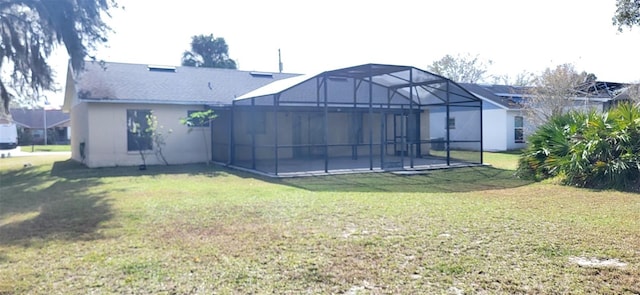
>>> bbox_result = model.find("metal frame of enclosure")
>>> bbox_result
[210,64,483,176]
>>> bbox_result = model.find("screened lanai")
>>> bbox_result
[210,64,483,176]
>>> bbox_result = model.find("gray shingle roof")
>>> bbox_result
[74,61,301,106]
[458,83,528,109]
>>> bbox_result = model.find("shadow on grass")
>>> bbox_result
[0,159,242,247]
[49,159,227,179]
[47,159,535,193]
[47,159,533,194]
[0,164,112,246]
[274,165,534,193]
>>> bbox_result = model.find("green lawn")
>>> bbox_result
[18,144,71,152]
[0,153,638,294]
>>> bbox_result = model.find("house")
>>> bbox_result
[64,62,485,176]
[458,83,529,151]
[10,108,71,145]
[571,80,629,111]
[63,61,300,168]
[458,81,630,152]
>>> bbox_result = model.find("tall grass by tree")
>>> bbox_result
[517,103,640,191]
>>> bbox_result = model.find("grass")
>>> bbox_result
[17,145,71,152]
[0,152,639,294]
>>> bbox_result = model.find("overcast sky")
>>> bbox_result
[49,0,640,106]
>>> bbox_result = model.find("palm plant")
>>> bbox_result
[517,112,576,180]
[517,103,640,192]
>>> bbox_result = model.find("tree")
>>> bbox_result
[613,0,640,31]
[180,109,217,164]
[427,53,492,83]
[626,83,640,105]
[522,63,596,128]
[127,111,171,168]
[0,0,117,116]
[491,70,535,86]
[146,113,171,166]
[127,111,151,169]
[181,34,237,69]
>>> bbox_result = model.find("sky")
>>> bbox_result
[48,0,640,106]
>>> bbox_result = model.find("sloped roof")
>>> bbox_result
[574,81,627,98]
[11,108,70,128]
[459,83,528,110]
[460,81,632,110]
[235,64,480,107]
[72,61,300,106]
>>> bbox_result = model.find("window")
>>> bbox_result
[186,110,211,127]
[127,109,152,151]
[514,116,524,143]
[447,117,456,129]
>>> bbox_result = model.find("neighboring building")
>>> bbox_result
[458,83,529,151]
[11,108,70,145]
[458,81,629,151]
[570,80,629,112]
[63,61,485,176]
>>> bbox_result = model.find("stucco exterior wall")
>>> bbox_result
[429,103,526,152]
[80,103,210,168]
[70,101,89,163]
[482,108,508,151]
[429,107,482,151]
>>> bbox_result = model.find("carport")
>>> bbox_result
[210,64,483,176]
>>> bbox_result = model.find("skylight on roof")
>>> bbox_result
[148,65,176,72]
[250,72,273,78]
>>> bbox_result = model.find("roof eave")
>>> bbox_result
[79,98,221,106]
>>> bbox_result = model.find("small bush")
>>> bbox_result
[517,103,640,192]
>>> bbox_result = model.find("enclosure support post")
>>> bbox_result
[368,71,374,170]
[229,104,235,166]
[479,99,484,164]
[445,83,451,166]
[400,105,405,167]
[352,77,358,160]
[409,69,414,169]
[416,110,421,158]
[274,94,279,175]
[380,112,385,169]
[323,75,329,173]
[251,98,256,170]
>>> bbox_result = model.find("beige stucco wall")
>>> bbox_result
[77,102,210,168]
[69,101,89,163]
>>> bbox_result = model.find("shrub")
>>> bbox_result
[517,103,640,192]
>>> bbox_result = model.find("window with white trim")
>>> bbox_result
[514,116,524,143]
